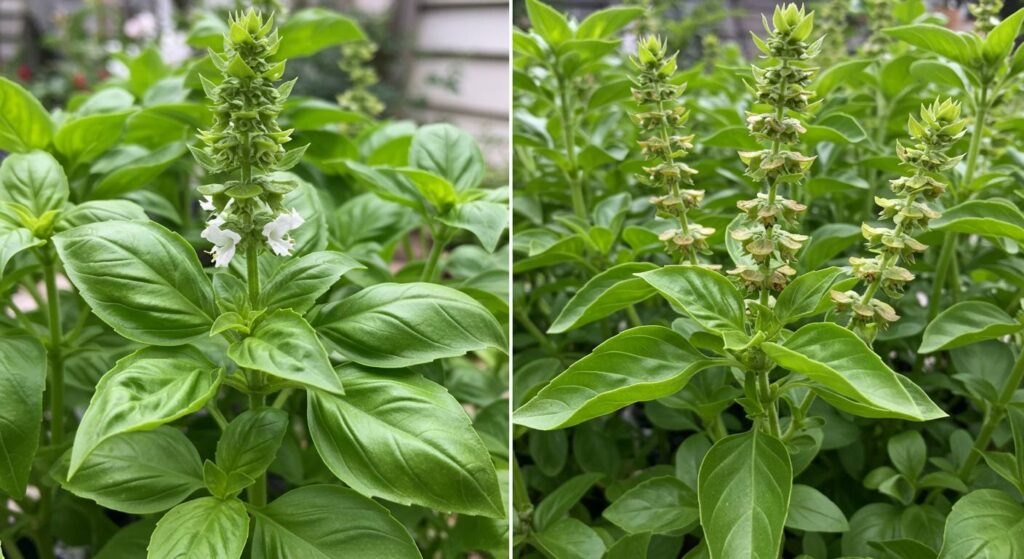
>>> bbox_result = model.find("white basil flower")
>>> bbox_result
[199,196,216,212]
[201,216,241,267]
[262,209,304,256]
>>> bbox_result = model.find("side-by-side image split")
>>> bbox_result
[2,0,1024,557]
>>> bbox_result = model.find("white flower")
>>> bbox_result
[262,209,304,256]
[199,196,216,212]
[201,216,241,267]
[159,31,192,67]
[123,12,158,40]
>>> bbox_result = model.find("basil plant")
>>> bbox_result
[0,7,509,559]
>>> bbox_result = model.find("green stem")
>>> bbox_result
[42,254,64,447]
[246,241,260,307]
[3,539,26,559]
[554,70,586,221]
[420,226,449,282]
[206,401,228,430]
[625,305,642,328]
[649,77,697,265]
[757,370,781,438]
[514,308,558,356]
[248,392,268,507]
[271,388,294,409]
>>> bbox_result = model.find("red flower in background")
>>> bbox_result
[72,72,87,90]
[17,64,31,81]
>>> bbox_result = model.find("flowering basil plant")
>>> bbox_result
[0,7,509,558]
[512,0,1024,557]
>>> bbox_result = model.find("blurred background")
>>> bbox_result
[0,0,509,169]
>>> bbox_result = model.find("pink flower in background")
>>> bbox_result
[124,12,158,39]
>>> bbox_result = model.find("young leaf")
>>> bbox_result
[313,282,506,368]
[785,484,849,533]
[409,123,484,191]
[0,333,46,498]
[982,8,1024,64]
[533,473,604,532]
[888,431,927,481]
[0,77,54,152]
[215,408,289,481]
[773,267,844,324]
[0,151,69,218]
[762,323,946,421]
[548,262,658,333]
[69,346,222,478]
[937,489,1024,558]
[575,6,643,40]
[55,427,204,514]
[308,365,504,518]
[638,265,747,333]
[227,309,345,395]
[259,251,363,314]
[525,0,572,48]
[513,326,720,430]
[0,228,43,280]
[437,200,508,253]
[147,497,248,559]
[274,8,365,59]
[251,485,420,558]
[531,518,606,559]
[698,429,792,559]
[919,301,1022,353]
[604,476,698,534]
[53,221,217,346]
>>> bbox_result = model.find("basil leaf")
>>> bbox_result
[639,265,746,333]
[215,408,289,481]
[920,301,1023,353]
[438,200,508,253]
[513,326,719,430]
[259,250,363,314]
[774,267,844,324]
[69,346,222,477]
[762,323,946,421]
[53,111,132,167]
[0,333,46,498]
[531,517,605,559]
[698,429,792,559]
[931,199,1024,243]
[785,484,849,533]
[228,309,345,395]
[0,150,68,219]
[53,221,217,345]
[57,200,148,230]
[0,228,43,281]
[55,427,204,514]
[548,262,658,334]
[147,497,248,559]
[274,8,365,60]
[314,282,506,368]
[0,76,54,152]
[604,476,698,534]
[937,489,1024,558]
[308,365,504,518]
[251,485,420,558]
[533,473,604,532]
[409,123,484,191]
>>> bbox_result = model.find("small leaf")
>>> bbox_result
[0,151,68,218]
[534,473,604,531]
[147,497,248,559]
[604,476,698,534]
[548,262,658,333]
[888,431,927,480]
[438,200,508,252]
[785,484,849,533]
[531,518,605,559]
[525,0,572,47]
[409,123,484,191]
[639,265,746,333]
[774,267,844,324]
[215,408,289,482]
[259,250,364,314]
[0,77,54,152]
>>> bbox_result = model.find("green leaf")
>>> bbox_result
[920,301,1023,353]
[284,99,369,130]
[798,223,860,272]
[308,365,504,518]
[313,282,506,368]
[68,346,222,478]
[698,429,792,559]
[438,200,508,253]
[525,0,572,47]
[604,476,698,534]
[888,431,927,480]
[605,533,652,559]
[53,221,217,345]
[774,267,844,324]
[275,8,365,59]
[534,473,604,532]
[813,59,871,94]
[0,151,68,218]
[785,484,849,533]
[548,262,658,334]
[92,142,186,198]
[982,8,1024,64]
[251,485,420,559]
[575,6,643,39]
[910,59,967,89]
[932,199,1024,242]
[937,489,1024,558]
[259,250,363,314]
[57,200,148,230]
[0,76,54,152]
[639,265,746,333]
[803,113,868,144]
[147,497,248,559]
[762,323,946,421]
[397,168,458,210]
[513,326,720,430]
[0,333,46,498]
[54,111,132,167]
[883,24,976,66]
[216,408,288,481]
[0,228,43,280]
[532,518,606,559]
[228,309,345,395]
[55,427,204,514]
[409,123,484,191]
